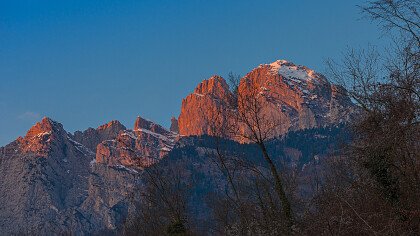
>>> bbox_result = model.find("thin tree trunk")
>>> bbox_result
[258,142,294,232]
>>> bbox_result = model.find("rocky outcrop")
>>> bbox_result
[178,60,357,140]
[96,116,177,169]
[72,120,126,152]
[178,75,234,137]
[170,117,179,133]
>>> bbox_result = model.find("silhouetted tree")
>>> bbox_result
[303,0,420,234]
[123,161,192,236]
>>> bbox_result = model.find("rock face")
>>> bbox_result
[0,118,144,235]
[14,117,95,159]
[170,117,179,133]
[78,164,139,234]
[178,75,234,137]
[96,116,177,169]
[0,118,93,234]
[178,60,356,140]
[72,120,126,152]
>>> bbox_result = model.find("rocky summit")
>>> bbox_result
[0,59,357,235]
[178,60,356,140]
[178,75,234,137]
[96,116,177,169]
[72,120,127,152]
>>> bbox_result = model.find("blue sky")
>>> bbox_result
[0,0,388,145]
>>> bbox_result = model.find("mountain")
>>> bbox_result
[0,116,175,234]
[178,75,234,137]
[0,59,357,234]
[178,60,356,140]
[0,118,95,234]
[96,116,177,169]
[72,120,126,152]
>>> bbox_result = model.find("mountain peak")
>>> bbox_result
[72,120,127,152]
[264,59,324,84]
[134,116,169,135]
[269,59,291,66]
[16,117,68,156]
[134,116,154,130]
[97,120,126,131]
[170,117,179,133]
[25,117,63,139]
[96,116,177,168]
[193,75,230,98]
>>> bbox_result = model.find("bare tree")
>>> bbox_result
[202,88,297,235]
[203,73,295,234]
[308,0,420,234]
[234,75,294,232]
[123,161,192,236]
[360,0,420,47]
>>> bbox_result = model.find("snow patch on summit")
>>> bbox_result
[269,60,319,83]
[265,60,328,98]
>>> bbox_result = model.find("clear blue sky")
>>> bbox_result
[0,0,388,146]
